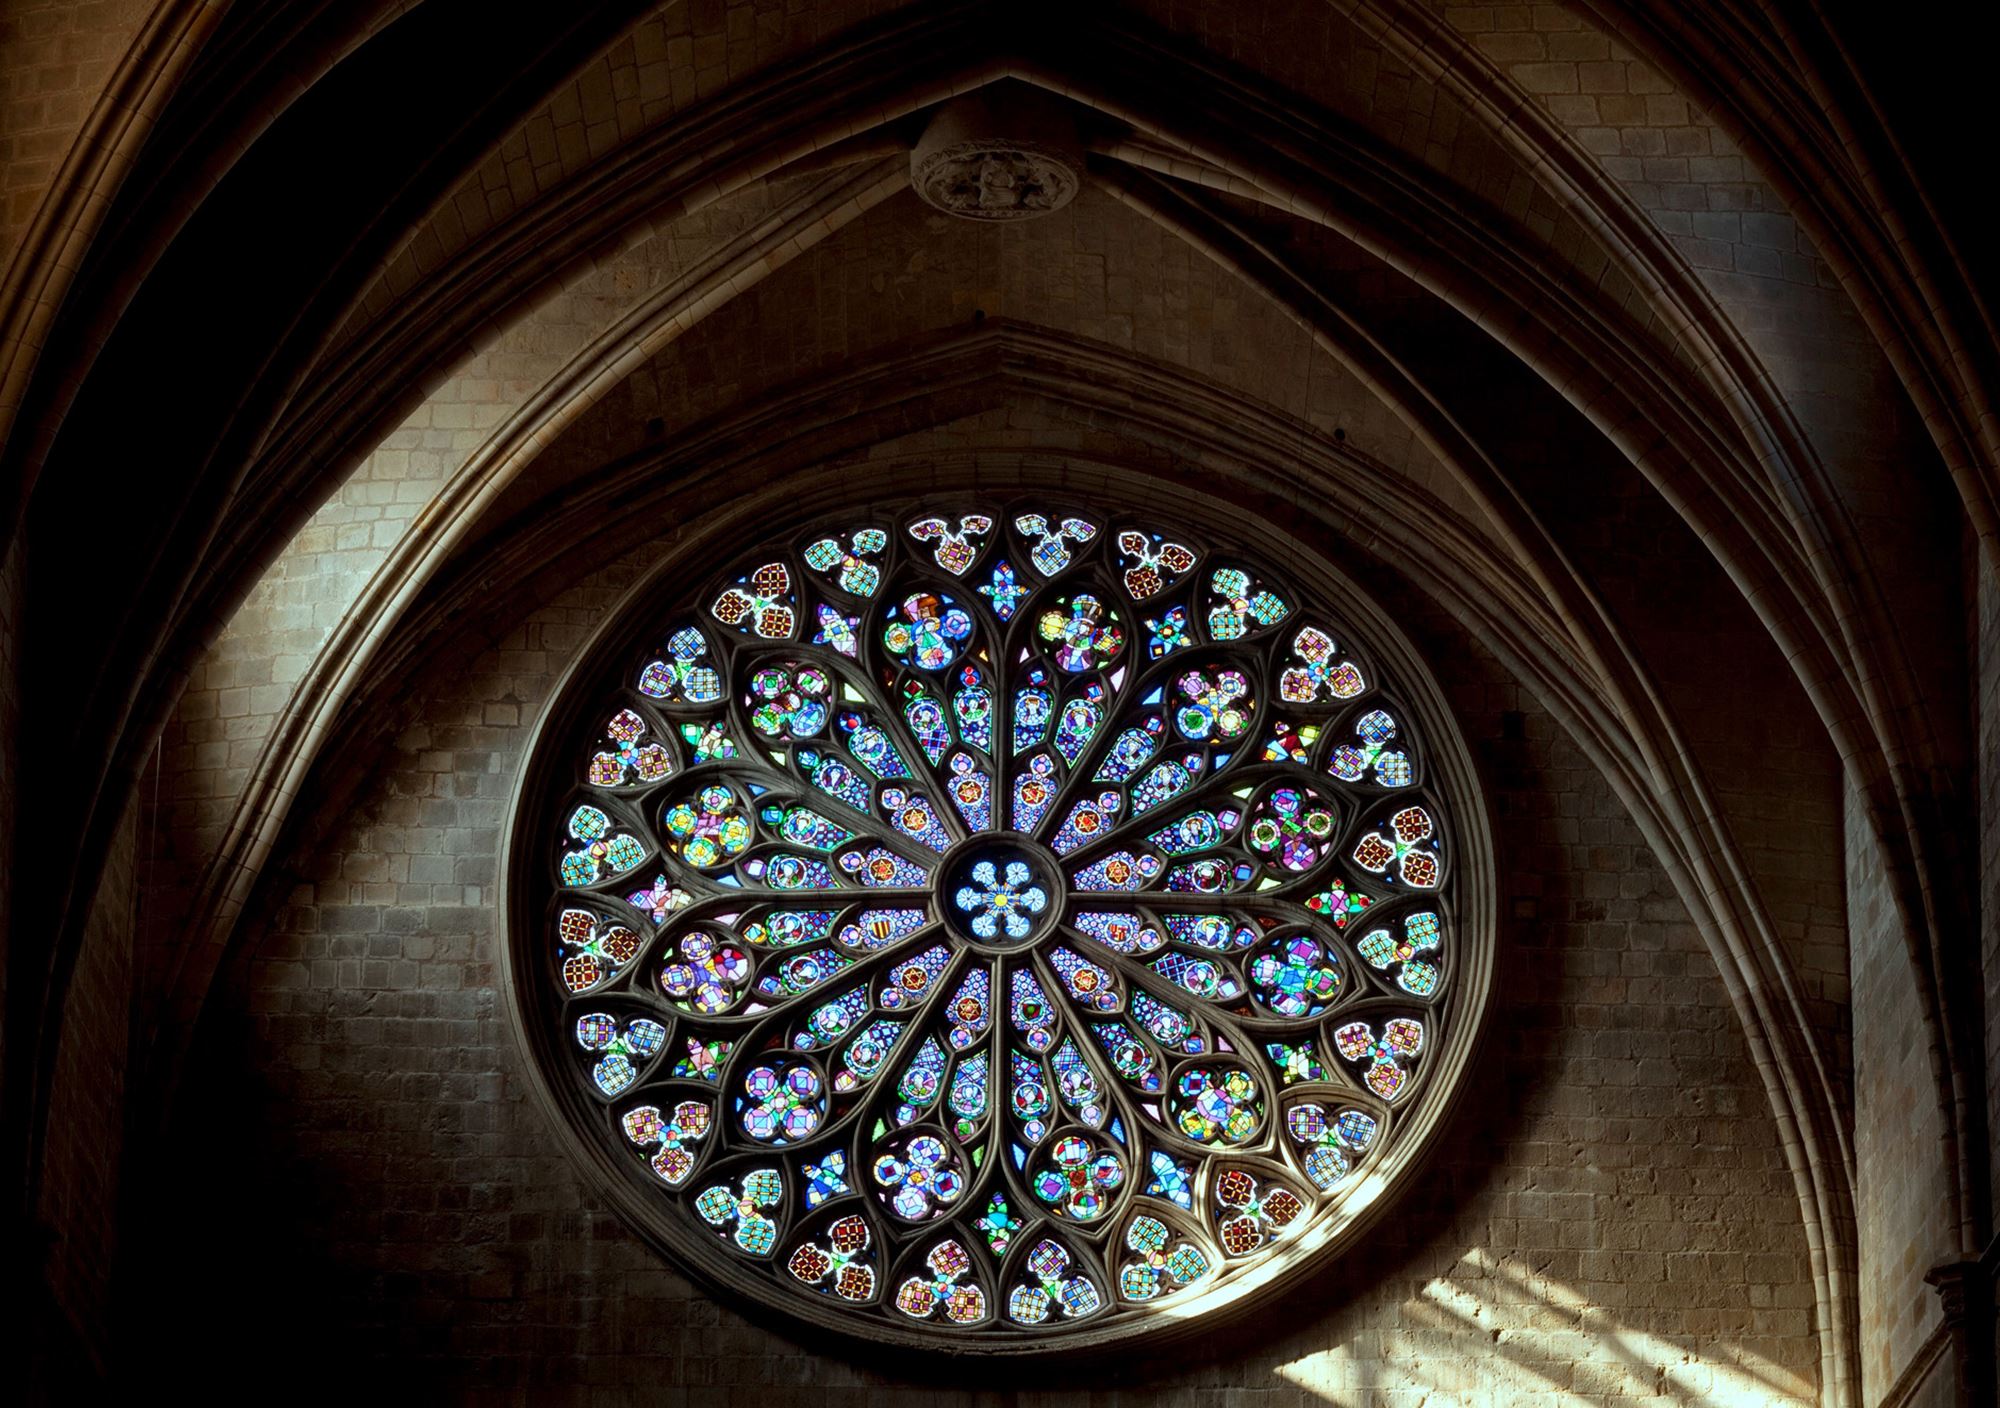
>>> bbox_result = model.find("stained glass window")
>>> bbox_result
[511,499,1483,1351]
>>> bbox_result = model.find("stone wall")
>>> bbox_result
[1848,772,1960,1403]
[34,793,135,1376]
[0,0,148,254]
[140,533,1822,1404]
[12,3,1984,1399]
[141,177,808,1018]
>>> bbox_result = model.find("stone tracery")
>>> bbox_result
[518,497,1486,1347]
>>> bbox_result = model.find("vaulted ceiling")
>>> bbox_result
[3,3,1991,1399]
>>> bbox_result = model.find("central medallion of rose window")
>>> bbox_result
[517,497,1476,1352]
[945,842,1057,946]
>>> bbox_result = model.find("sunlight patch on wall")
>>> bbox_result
[1276,1247,1815,1405]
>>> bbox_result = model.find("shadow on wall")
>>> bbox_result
[129,887,1820,1406]
[113,571,1824,1404]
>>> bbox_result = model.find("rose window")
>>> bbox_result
[509,497,1488,1352]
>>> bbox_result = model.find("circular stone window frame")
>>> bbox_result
[501,471,1496,1362]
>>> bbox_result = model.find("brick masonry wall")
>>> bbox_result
[496,186,1454,524]
[333,0,912,347]
[1434,0,1967,785]
[0,0,148,257]
[128,0,1872,1249]
[1438,0,1831,289]
[4,1,1974,1397]
[1257,192,1855,1100]
[1847,771,1957,1400]
[512,182,1858,1125]
[141,180,1459,1038]
[138,530,1821,1403]
[141,178,809,1023]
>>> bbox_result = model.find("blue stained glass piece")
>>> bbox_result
[950,1050,989,1122]
[1130,756,1202,815]
[1013,687,1052,753]
[879,788,953,852]
[839,847,929,887]
[1053,694,1102,766]
[942,753,992,832]
[1145,1150,1194,1210]
[843,711,914,777]
[980,561,1030,620]
[1094,718,1163,783]
[798,749,872,813]
[1070,850,1160,892]
[1072,911,1161,954]
[839,906,928,949]
[954,666,995,752]
[803,1149,850,1207]
[1012,756,1059,833]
